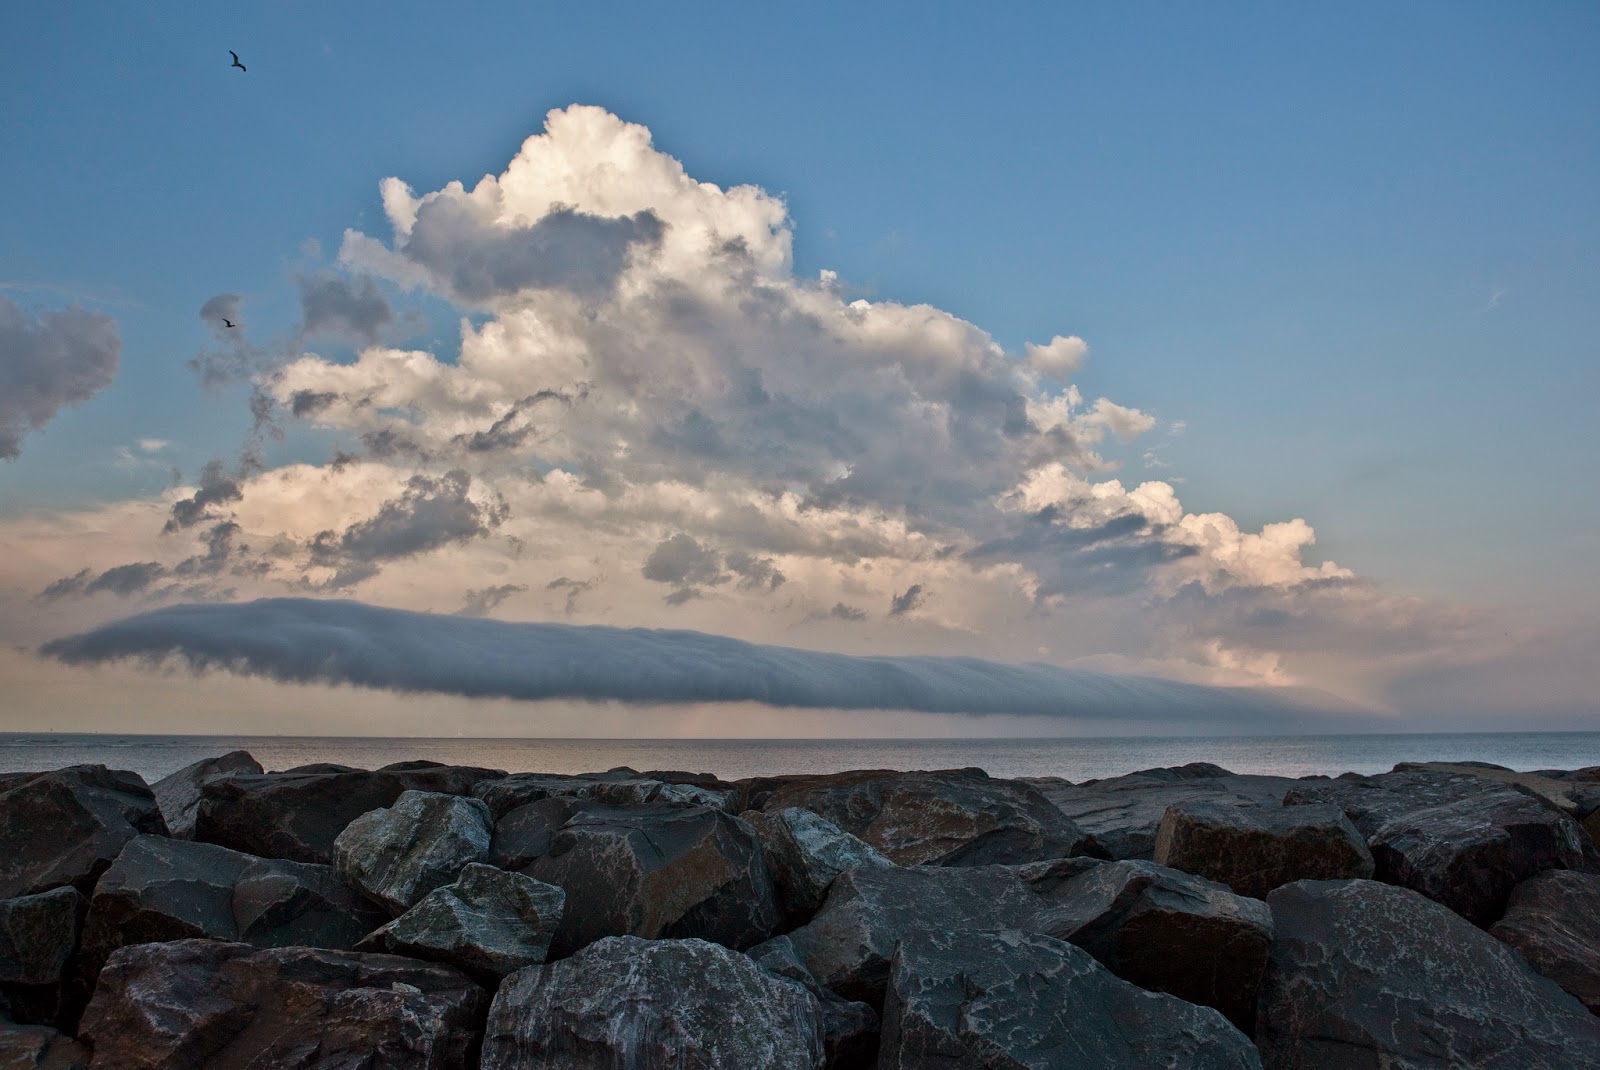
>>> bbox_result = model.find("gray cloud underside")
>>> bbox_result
[40,597,1363,727]
[0,297,121,458]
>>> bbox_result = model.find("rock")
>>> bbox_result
[783,863,1057,1007]
[762,769,1098,866]
[0,890,83,988]
[1289,769,1593,925]
[78,834,385,980]
[0,1019,89,1070]
[1394,762,1600,826]
[357,863,564,984]
[474,772,735,819]
[749,935,881,1070]
[519,801,780,957]
[79,939,487,1070]
[488,797,580,871]
[1258,879,1600,1069]
[1025,768,1302,860]
[195,764,503,864]
[881,928,1262,1070]
[745,807,894,922]
[1032,858,1273,1033]
[150,751,261,840]
[1490,869,1600,1014]
[334,790,492,915]
[1153,801,1373,899]
[482,936,826,1070]
[0,767,165,900]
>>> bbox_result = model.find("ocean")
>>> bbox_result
[2,731,1599,784]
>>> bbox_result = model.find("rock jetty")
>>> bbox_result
[1,754,1597,1068]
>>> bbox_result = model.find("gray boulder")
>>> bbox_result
[77,834,385,979]
[882,928,1261,1070]
[150,750,261,840]
[1490,869,1600,1014]
[475,771,735,819]
[746,807,894,922]
[1394,762,1600,825]
[334,790,493,915]
[0,890,83,989]
[358,862,564,983]
[482,936,826,1070]
[79,939,487,1070]
[749,935,880,1070]
[0,1019,89,1070]
[762,769,1097,866]
[0,767,165,900]
[1153,801,1373,899]
[1024,767,1302,860]
[517,801,780,957]
[1033,858,1273,1033]
[1258,879,1600,1069]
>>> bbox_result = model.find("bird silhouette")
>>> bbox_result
[229,50,246,72]
[222,319,236,328]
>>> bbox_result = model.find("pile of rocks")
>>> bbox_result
[2,755,1598,1068]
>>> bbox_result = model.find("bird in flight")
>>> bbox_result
[229,50,246,72]
[222,319,236,328]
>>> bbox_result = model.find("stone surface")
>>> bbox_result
[0,891,82,988]
[746,806,894,922]
[0,767,165,900]
[482,936,826,1070]
[195,763,503,864]
[1033,858,1273,1033]
[0,1019,89,1070]
[357,862,564,983]
[1025,767,1303,860]
[475,771,735,819]
[79,939,486,1070]
[1258,878,1600,1069]
[150,751,262,840]
[1153,801,1373,899]
[1394,761,1600,825]
[78,834,385,979]
[748,935,880,1070]
[882,928,1262,1070]
[517,801,780,957]
[1490,869,1600,1014]
[334,790,493,915]
[762,768,1098,866]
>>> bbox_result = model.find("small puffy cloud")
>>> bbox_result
[458,583,526,617]
[309,469,507,587]
[1025,335,1088,379]
[0,297,120,458]
[889,583,927,617]
[298,271,392,343]
[830,602,867,622]
[164,460,244,532]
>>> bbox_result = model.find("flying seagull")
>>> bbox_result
[229,50,246,72]
[222,318,235,328]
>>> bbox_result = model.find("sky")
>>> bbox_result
[1,1,1597,737]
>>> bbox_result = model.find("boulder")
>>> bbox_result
[783,863,1060,1007]
[78,834,385,979]
[1033,858,1273,1033]
[0,767,165,900]
[1153,801,1373,899]
[1289,769,1593,925]
[1489,869,1600,1014]
[749,935,881,1070]
[882,928,1262,1070]
[482,936,826,1070]
[194,764,503,864]
[0,1019,89,1070]
[357,863,565,984]
[745,807,894,922]
[1024,768,1302,860]
[79,939,487,1070]
[474,772,734,819]
[762,769,1097,866]
[488,797,579,871]
[518,801,780,957]
[150,751,261,840]
[1257,879,1600,1069]
[0,889,83,988]
[1394,761,1600,825]
[333,790,492,915]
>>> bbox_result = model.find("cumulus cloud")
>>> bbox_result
[0,297,120,458]
[41,598,1364,727]
[458,583,527,617]
[298,271,392,343]
[889,583,927,617]
[1025,335,1088,379]
[164,460,244,532]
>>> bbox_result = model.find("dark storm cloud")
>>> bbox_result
[38,561,166,601]
[41,598,1363,728]
[457,583,527,617]
[452,390,571,453]
[889,584,927,617]
[298,271,392,343]
[642,533,726,589]
[829,602,867,622]
[402,202,665,302]
[164,460,244,533]
[308,470,507,588]
[189,294,274,389]
[0,296,121,458]
[968,513,1199,600]
[289,390,339,418]
[546,575,596,615]
[725,550,785,592]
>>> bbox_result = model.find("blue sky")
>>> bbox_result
[1,2,1596,734]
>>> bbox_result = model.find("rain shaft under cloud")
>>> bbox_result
[42,598,1364,729]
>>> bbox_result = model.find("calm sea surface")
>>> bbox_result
[2,732,1599,783]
